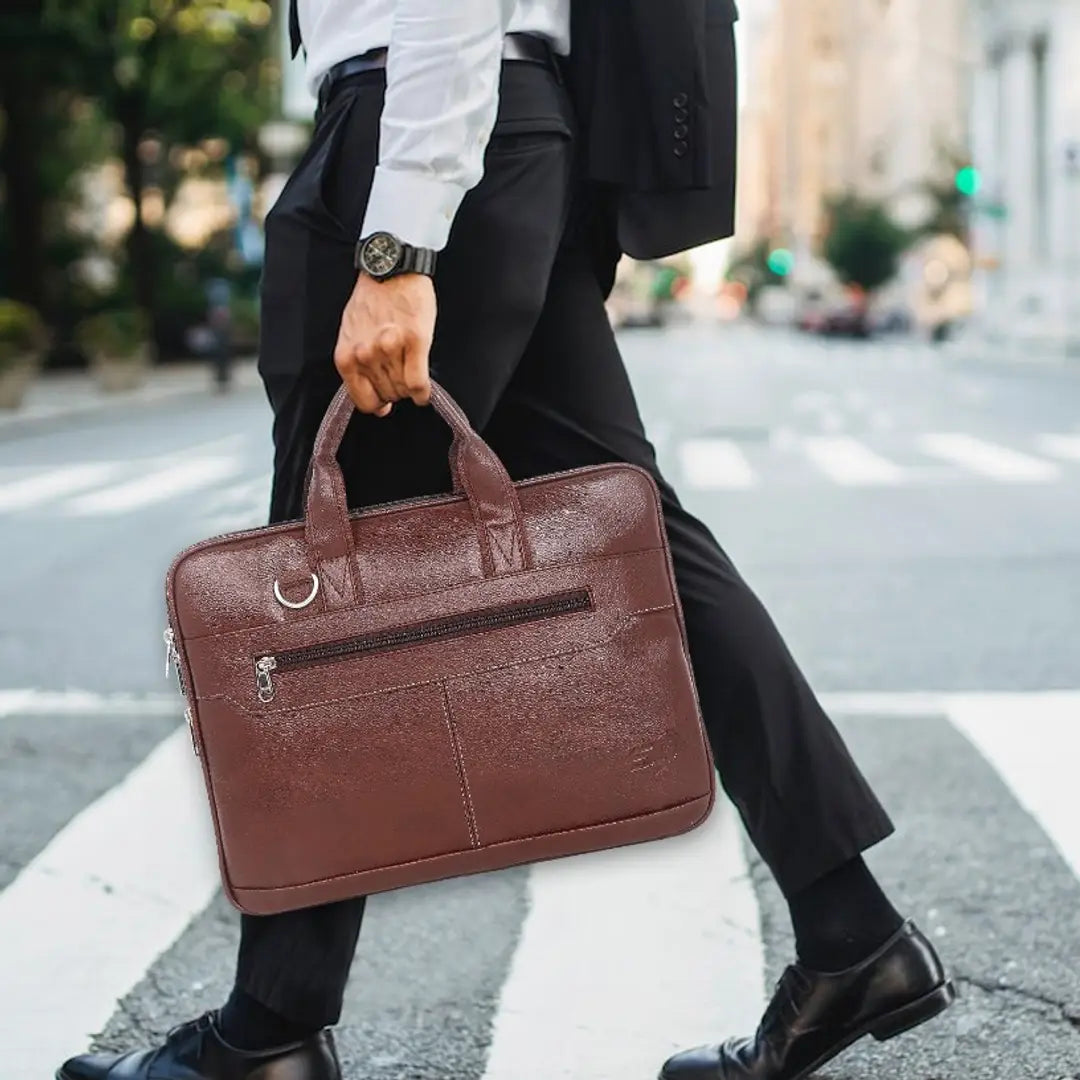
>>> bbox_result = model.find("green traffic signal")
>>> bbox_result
[955,166,982,197]
[767,248,795,277]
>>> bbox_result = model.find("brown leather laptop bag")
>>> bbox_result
[164,379,715,915]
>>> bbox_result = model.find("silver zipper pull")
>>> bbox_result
[164,627,176,679]
[185,706,199,757]
[255,656,277,702]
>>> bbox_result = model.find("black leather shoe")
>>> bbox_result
[56,1010,342,1080]
[660,919,955,1080]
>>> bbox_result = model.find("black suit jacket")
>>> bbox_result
[566,0,740,259]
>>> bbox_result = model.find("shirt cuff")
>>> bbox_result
[360,166,469,251]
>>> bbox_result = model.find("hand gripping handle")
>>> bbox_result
[301,379,529,609]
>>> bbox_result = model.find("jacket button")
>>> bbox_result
[673,139,688,157]
[674,123,689,139]
[674,106,689,123]
[673,91,688,108]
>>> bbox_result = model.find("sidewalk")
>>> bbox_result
[0,358,261,439]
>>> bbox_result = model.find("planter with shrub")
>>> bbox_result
[0,300,47,409]
[76,308,152,392]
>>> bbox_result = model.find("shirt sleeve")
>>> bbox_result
[360,0,519,251]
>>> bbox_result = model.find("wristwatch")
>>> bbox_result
[354,231,438,281]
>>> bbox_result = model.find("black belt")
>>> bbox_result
[316,32,558,115]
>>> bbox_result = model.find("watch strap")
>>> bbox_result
[400,243,438,277]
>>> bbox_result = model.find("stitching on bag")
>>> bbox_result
[205,604,674,717]
[232,791,713,894]
[488,520,519,572]
[181,546,667,645]
[456,441,491,576]
[440,682,480,847]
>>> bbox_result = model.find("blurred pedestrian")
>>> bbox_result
[58,4,953,1080]
[204,277,233,392]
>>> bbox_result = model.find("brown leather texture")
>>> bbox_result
[165,379,716,915]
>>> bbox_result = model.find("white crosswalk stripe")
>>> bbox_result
[1037,434,1080,462]
[63,457,243,515]
[945,692,1080,882]
[801,436,908,486]
[678,439,758,489]
[0,462,122,511]
[481,804,765,1080]
[1,430,1078,523]
[0,724,219,1080]
[917,433,1061,482]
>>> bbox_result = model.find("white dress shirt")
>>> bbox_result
[297,0,571,251]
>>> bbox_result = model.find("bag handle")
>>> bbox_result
[301,378,529,610]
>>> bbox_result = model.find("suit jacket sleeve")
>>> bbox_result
[569,0,739,193]
[625,0,712,190]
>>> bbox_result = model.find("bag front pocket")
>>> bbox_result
[441,607,713,848]
[197,681,478,893]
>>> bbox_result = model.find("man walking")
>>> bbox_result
[58,3,955,1079]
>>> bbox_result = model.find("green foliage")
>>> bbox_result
[0,299,47,366]
[0,1,277,357]
[75,307,151,359]
[42,0,277,152]
[822,194,911,294]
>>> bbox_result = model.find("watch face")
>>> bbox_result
[361,232,403,277]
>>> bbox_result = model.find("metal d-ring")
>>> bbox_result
[274,573,320,610]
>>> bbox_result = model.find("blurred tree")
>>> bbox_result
[822,194,911,295]
[0,2,112,329]
[0,0,54,309]
[41,0,276,336]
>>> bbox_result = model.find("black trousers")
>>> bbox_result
[242,59,894,1028]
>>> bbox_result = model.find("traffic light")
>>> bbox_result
[955,165,981,197]
[767,248,795,277]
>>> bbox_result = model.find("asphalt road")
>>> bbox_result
[1,321,1079,1079]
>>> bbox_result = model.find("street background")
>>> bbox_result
[2,2,1080,1079]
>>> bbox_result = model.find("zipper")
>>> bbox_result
[163,625,189,701]
[252,586,593,702]
[184,705,199,757]
[164,626,199,755]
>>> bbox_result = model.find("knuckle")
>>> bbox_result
[377,325,402,351]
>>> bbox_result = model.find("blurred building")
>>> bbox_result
[969,0,1080,351]
[736,0,973,272]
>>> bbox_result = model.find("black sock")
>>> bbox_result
[217,987,320,1051]
[787,856,905,973]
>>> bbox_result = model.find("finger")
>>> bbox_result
[339,336,395,411]
[384,328,424,402]
[401,329,432,406]
[344,369,390,415]
[364,326,406,404]
[354,359,394,417]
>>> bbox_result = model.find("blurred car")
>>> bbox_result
[797,290,871,338]
[606,259,691,329]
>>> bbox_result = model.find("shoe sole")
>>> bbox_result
[658,979,956,1080]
